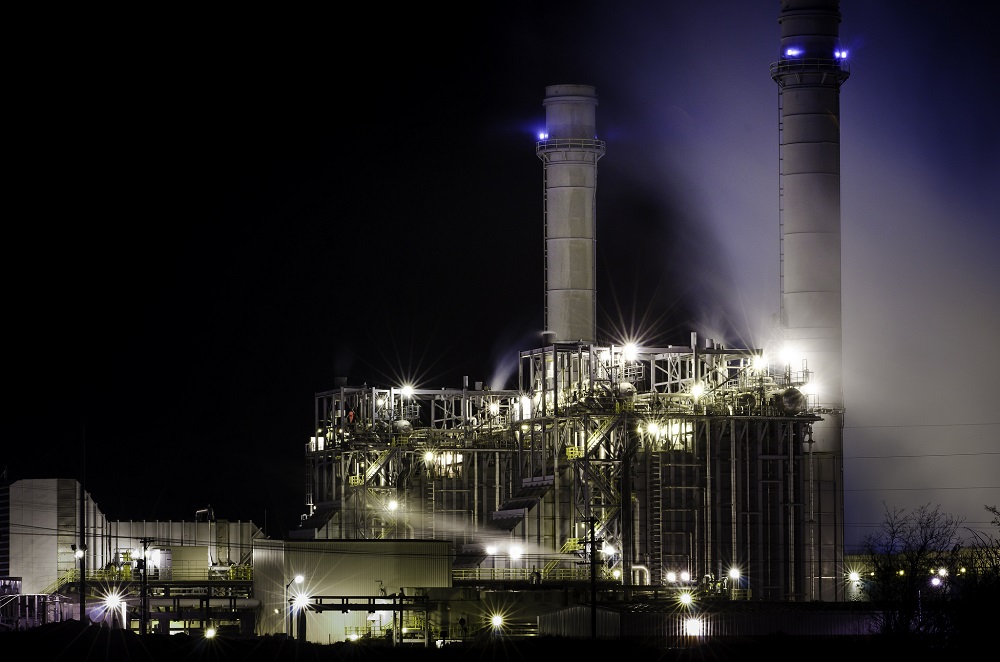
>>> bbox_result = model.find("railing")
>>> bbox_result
[769,58,850,81]
[42,565,254,595]
[535,138,606,153]
[543,538,583,577]
[453,566,591,582]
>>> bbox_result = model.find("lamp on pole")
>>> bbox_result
[285,574,303,638]
[139,537,154,636]
[71,543,87,624]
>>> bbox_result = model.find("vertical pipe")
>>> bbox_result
[621,424,633,599]
[730,423,737,582]
[589,516,597,639]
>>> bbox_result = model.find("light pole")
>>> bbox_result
[285,574,303,638]
[71,542,87,624]
[728,567,741,599]
[139,537,154,636]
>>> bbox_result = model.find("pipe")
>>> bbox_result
[631,564,650,586]
[148,598,260,608]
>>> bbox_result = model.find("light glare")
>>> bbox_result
[684,617,704,636]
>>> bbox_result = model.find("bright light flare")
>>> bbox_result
[491,614,504,628]
[103,591,123,610]
[779,344,799,366]
[666,571,677,583]
[680,571,690,582]
[679,592,693,606]
[728,567,741,580]
[690,383,704,399]
[400,385,414,398]
[508,544,523,560]
[388,500,399,511]
[622,343,638,361]
[684,617,704,636]
[293,594,309,610]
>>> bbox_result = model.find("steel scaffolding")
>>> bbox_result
[296,332,836,601]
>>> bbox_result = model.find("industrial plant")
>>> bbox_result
[294,0,850,602]
[2,0,866,645]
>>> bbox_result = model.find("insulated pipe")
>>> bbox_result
[536,85,606,343]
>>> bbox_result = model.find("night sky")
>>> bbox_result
[6,2,997,547]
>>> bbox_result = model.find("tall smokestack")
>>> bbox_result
[771,0,849,600]
[536,85,605,344]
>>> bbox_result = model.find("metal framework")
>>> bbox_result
[297,332,834,601]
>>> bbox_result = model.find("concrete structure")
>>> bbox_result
[536,84,605,344]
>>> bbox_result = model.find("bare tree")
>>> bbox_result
[950,505,1000,643]
[860,502,964,640]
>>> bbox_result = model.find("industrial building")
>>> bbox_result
[294,0,850,606]
[0,478,262,633]
[2,0,857,644]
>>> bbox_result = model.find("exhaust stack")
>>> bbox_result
[536,85,606,344]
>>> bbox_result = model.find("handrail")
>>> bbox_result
[770,58,850,80]
[535,138,606,152]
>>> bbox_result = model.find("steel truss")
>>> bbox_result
[297,333,837,601]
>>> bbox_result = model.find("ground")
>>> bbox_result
[0,621,974,661]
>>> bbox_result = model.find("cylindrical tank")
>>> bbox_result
[536,85,606,343]
[772,387,807,414]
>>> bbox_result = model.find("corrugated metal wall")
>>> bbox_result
[107,519,261,567]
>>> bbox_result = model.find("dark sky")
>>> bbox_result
[6,2,998,546]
